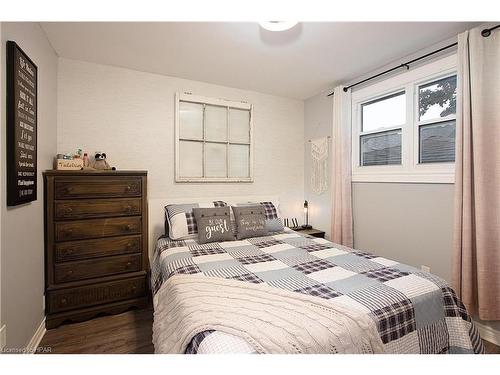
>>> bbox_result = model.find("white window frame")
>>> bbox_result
[351,54,457,183]
[175,92,254,183]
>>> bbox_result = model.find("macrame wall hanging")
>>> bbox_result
[310,136,330,194]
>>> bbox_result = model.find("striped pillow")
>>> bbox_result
[165,201,227,240]
[259,201,285,233]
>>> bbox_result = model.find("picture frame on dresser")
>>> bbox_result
[43,170,149,329]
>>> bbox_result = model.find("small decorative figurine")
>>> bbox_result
[92,152,116,170]
[82,153,90,168]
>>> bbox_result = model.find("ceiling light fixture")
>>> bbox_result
[259,21,298,32]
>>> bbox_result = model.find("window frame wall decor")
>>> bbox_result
[351,55,457,183]
[175,92,254,183]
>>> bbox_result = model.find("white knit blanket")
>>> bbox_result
[152,274,385,354]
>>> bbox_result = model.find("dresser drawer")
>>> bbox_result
[55,177,141,199]
[47,276,146,313]
[54,254,141,283]
[55,198,142,220]
[56,217,141,241]
[55,235,141,262]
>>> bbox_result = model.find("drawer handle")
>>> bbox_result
[65,187,74,193]
[126,262,132,268]
[65,207,73,214]
[67,270,74,275]
[65,249,74,255]
[126,185,132,192]
[127,242,135,248]
[124,224,133,232]
[64,229,73,237]
[60,298,67,305]
[124,205,132,212]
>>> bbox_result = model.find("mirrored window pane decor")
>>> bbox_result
[418,75,457,163]
[176,93,253,182]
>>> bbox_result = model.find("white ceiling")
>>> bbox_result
[41,22,478,99]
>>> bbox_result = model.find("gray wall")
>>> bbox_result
[1,22,58,348]
[352,182,455,281]
[304,91,333,238]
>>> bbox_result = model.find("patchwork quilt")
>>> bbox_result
[151,229,484,354]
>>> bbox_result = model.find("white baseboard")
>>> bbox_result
[475,321,500,347]
[25,318,46,354]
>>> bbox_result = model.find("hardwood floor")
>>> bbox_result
[39,308,154,354]
[38,308,499,354]
[483,340,500,354]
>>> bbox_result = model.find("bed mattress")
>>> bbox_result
[151,229,483,354]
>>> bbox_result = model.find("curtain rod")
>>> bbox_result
[327,24,500,97]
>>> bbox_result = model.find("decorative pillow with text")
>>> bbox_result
[193,207,234,244]
[231,205,268,240]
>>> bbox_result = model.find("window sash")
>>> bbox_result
[361,90,406,133]
[416,74,457,124]
[360,128,403,166]
[415,74,457,165]
[418,119,456,164]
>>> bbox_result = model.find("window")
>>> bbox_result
[417,75,457,163]
[352,55,457,183]
[175,93,253,182]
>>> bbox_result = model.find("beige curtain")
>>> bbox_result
[452,26,500,321]
[331,86,353,247]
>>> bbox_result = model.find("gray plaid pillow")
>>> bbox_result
[193,207,234,244]
[231,205,268,240]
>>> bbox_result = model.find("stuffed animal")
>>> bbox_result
[93,152,116,170]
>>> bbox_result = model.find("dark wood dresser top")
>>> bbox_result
[43,170,147,176]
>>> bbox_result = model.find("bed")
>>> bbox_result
[148,198,484,354]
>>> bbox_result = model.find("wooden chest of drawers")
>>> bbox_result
[44,170,149,329]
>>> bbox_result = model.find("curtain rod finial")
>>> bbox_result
[481,29,491,37]
[343,87,349,92]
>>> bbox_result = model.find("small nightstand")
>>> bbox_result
[294,227,326,239]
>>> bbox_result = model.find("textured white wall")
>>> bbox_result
[304,92,333,238]
[57,58,305,219]
[1,22,58,348]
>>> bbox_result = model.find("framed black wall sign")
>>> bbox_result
[6,41,38,206]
